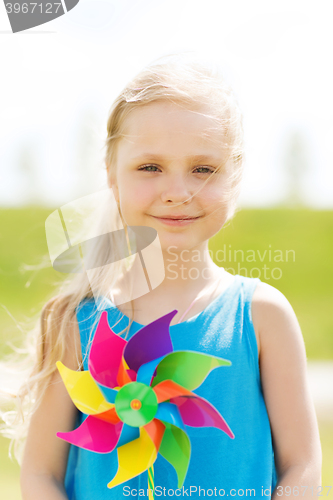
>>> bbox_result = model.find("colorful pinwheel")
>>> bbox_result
[56,309,234,490]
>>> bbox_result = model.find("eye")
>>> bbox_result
[193,166,215,174]
[138,164,161,172]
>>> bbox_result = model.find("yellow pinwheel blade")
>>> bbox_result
[107,428,157,488]
[56,361,114,415]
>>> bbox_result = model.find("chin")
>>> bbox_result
[159,235,200,252]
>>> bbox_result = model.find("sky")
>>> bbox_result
[0,0,333,209]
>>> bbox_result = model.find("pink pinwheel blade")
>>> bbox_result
[170,396,234,439]
[123,310,176,372]
[57,416,123,453]
[88,311,127,388]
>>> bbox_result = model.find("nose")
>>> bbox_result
[160,171,193,205]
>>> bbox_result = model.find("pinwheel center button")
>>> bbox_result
[115,382,158,427]
[130,399,142,410]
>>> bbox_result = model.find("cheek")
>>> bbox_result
[201,182,229,211]
[118,176,156,209]
[200,187,230,229]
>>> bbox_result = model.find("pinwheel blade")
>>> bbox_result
[117,357,136,386]
[95,382,118,404]
[117,424,140,448]
[171,396,234,438]
[158,423,191,489]
[152,351,231,390]
[88,311,127,388]
[107,428,157,488]
[94,407,121,424]
[56,362,113,415]
[136,356,165,386]
[123,310,176,372]
[155,403,185,430]
[153,380,193,403]
[144,419,165,452]
[57,416,123,453]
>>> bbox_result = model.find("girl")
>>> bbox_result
[8,55,322,499]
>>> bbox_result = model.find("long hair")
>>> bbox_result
[0,53,245,463]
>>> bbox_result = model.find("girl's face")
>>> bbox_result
[107,101,231,253]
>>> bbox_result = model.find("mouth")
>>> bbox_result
[150,215,201,226]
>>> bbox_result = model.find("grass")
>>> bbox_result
[0,206,66,357]
[0,436,21,500]
[209,207,333,359]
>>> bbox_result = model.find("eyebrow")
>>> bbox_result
[130,153,222,163]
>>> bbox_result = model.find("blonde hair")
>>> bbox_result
[0,54,245,462]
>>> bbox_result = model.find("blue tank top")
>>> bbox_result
[65,274,278,499]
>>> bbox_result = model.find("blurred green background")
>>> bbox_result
[0,207,332,498]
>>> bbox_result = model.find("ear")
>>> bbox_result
[106,164,119,203]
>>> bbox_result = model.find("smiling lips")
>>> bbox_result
[150,215,201,226]
[151,215,200,220]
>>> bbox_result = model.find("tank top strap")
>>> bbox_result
[238,275,261,382]
[240,275,261,321]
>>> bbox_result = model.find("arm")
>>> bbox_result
[252,282,322,499]
[20,306,81,500]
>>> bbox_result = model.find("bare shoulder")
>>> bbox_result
[250,282,321,475]
[251,281,301,358]
[252,280,294,313]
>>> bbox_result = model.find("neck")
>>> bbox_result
[108,242,228,325]
[109,240,224,309]
[160,243,220,293]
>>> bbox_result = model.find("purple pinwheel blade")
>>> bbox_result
[123,310,176,372]
[57,415,123,453]
[88,311,127,388]
[170,396,234,438]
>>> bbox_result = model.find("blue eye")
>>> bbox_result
[138,165,215,174]
[138,165,160,172]
[194,166,215,174]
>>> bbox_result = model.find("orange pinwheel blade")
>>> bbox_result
[94,407,121,424]
[144,419,165,452]
[153,380,193,403]
[117,357,133,386]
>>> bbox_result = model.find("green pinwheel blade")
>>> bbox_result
[158,422,191,489]
[151,351,231,390]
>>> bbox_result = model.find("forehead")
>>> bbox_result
[117,101,225,162]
